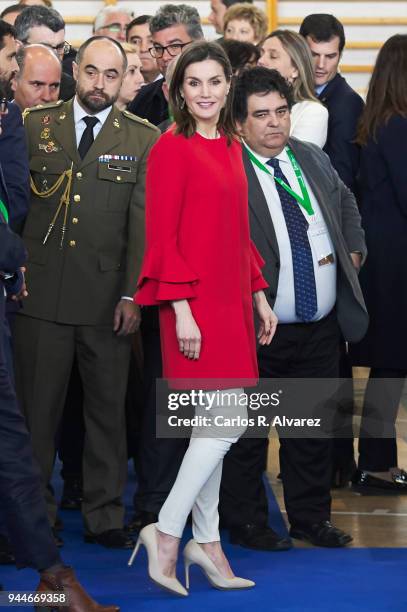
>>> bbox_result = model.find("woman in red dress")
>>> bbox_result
[131,42,277,595]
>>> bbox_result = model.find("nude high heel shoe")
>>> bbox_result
[183,539,255,590]
[128,523,188,597]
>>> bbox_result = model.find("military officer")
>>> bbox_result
[13,36,160,549]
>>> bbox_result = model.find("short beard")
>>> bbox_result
[76,85,116,113]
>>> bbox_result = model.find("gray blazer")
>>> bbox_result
[243,137,368,343]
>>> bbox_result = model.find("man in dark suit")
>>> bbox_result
[219,67,368,549]
[299,13,364,194]
[0,20,30,234]
[300,14,365,485]
[14,5,75,101]
[0,20,30,563]
[128,4,203,125]
[0,162,118,612]
[13,36,159,549]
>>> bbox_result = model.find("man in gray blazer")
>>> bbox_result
[219,67,368,550]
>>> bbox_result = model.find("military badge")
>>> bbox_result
[40,128,50,140]
[41,114,51,125]
[39,141,59,153]
[59,112,66,121]
[113,118,120,128]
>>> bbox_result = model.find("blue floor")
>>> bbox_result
[2,469,407,611]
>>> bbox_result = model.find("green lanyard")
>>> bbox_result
[245,145,314,216]
[0,199,8,224]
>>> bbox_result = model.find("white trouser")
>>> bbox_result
[157,388,247,542]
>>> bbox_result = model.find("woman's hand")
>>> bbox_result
[172,299,202,359]
[253,290,278,345]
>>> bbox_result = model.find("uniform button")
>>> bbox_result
[42,166,47,171]
[73,194,81,203]
[69,240,76,247]
[72,217,78,224]
[116,175,122,181]
[76,172,82,179]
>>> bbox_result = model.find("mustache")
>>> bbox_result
[88,89,109,97]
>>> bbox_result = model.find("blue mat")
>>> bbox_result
[1,468,407,611]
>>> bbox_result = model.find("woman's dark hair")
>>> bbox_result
[219,39,260,76]
[169,40,236,142]
[357,34,407,145]
[233,66,294,124]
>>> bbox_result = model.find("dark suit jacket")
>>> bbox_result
[350,115,407,368]
[243,138,368,343]
[0,103,30,232]
[128,78,168,126]
[60,71,76,102]
[0,171,26,293]
[318,73,364,194]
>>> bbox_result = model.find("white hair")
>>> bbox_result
[93,5,134,33]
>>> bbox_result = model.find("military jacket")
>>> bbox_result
[21,99,159,325]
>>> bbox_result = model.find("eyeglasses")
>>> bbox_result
[101,23,128,34]
[35,41,71,56]
[149,42,192,58]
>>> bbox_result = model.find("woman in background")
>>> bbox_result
[116,43,145,110]
[351,34,407,494]
[258,29,328,147]
[132,41,276,595]
[223,3,267,46]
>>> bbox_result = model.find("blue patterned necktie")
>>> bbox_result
[267,157,318,321]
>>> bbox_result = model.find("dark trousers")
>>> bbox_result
[58,359,84,483]
[332,341,355,468]
[220,311,340,528]
[0,291,60,570]
[14,314,130,534]
[358,367,407,471]
[58,346,142,486]
[133,306,187,514]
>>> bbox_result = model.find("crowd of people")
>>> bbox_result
[1,0,407,609]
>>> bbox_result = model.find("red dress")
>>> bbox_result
[135,129,268,388]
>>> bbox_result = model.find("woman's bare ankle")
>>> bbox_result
[156,529,181,578]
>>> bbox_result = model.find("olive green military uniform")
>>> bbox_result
[14,98,159,535]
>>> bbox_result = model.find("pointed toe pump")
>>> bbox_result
[128,523,188,597]
[183,539,255,590]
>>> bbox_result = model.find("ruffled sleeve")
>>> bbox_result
[250,240,268,293]
[135,131,199,306]
[136,243,199,304]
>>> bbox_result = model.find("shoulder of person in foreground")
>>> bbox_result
[289,136,353,193]
[22,99,65,125]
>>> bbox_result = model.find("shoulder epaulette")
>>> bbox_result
[22,99,64,123]
[121,109,158,131]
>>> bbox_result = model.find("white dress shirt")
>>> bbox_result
[73,97,112,147]
[73,98,132,303]
[246,143,336,323]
